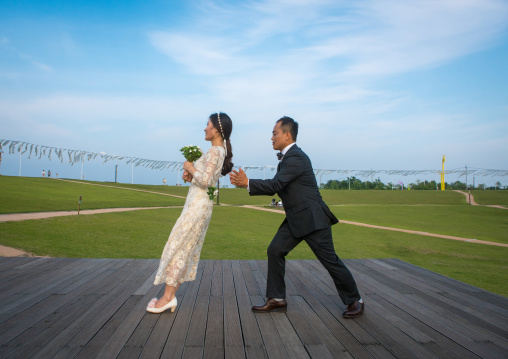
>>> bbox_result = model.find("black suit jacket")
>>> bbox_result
[249,144,338,238]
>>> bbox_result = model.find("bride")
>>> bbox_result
[147,112,233,313]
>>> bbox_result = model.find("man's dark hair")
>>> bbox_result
[277,116,298,141]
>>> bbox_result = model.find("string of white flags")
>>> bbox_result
[1,139,507,178]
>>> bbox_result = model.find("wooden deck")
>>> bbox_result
[0,258,506,359]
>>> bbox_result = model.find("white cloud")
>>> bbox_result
[148,0,508,115]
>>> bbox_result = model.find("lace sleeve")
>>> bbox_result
[192,147,222,188]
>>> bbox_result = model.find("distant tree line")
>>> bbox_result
[320,177,505,190]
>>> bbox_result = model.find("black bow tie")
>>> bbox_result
[277,152,284,160]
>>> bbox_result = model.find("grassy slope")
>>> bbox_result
[470,190,508,205]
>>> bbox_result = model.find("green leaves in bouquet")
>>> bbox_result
[180,145,203,162]
[207,186,218,200]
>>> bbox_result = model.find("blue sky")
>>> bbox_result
[1,0,507,186]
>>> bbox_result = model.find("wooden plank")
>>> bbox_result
[268,305,311,359]
[95,261,165,359]
[362,259,508,336]
[241,260,262,296]
[2,293,101,359]
[184,260,214,350]
[286,262,377,359]
[0,257,32,272]
[236,262,268,358]
[115,302,162,359]
[204,294,224,359]
[0,258,506,359]
[366,293,475,359]
[290,261,387,356]
[67,259,158,359]
[0,258,119,344]
[183,346,204,358]
[382,258,485,294]
[406,293,508,357]
[333,294,439,359]
[366,260,508,322]
[251,294,290,359]
[158,263,205,358]
[74,295,143,359]
[0,258,107,320]
[346,261,484,359]
[138,281,190,359]
[356,259,508,356]
[210,259,223,297]
[204,261,224,359]
[346,261,494,359]
[224,260,245,359]
[48,259,157,359]
[0,258,84,307]
[0,257,51,285]
[28,259,137,359]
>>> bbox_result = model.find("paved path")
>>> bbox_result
[454,190,507,209]
[0,206,183,223]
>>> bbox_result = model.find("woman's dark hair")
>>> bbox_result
[210,112,234,175]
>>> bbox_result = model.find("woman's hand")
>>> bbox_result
[182,170,193,182]
[183,161,194,172]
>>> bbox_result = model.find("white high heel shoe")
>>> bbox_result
[146,297,177,313]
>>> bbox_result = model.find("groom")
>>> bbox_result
[229,116,364,318]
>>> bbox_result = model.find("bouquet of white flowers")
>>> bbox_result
[180,145,202,162]
[207,186,218,200]
[181,145,202,183]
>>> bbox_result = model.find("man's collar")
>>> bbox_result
[281,142,296,155]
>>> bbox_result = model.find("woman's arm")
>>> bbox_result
[187,147,222,189]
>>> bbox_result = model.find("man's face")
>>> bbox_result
[271,122,290,151]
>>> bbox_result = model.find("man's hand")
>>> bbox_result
[229,168,249,188]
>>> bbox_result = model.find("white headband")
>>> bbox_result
[217,112,227,156]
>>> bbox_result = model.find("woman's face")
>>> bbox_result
[204,119,218,141]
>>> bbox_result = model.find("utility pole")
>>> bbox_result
[465,164,468,189]
[216,179,220,205]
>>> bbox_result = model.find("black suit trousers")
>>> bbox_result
[266,221,361,305]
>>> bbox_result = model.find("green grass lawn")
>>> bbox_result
[470,189,508,205]
[1,176,507,297]
[0,176,185,213]
[217,187,468,206]
[319,189,467,205]
[330,205,508,244]
[69,179,191,197]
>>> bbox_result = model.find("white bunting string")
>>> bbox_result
[1,139,507,177]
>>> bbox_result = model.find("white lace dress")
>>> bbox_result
[154,146,225,286]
